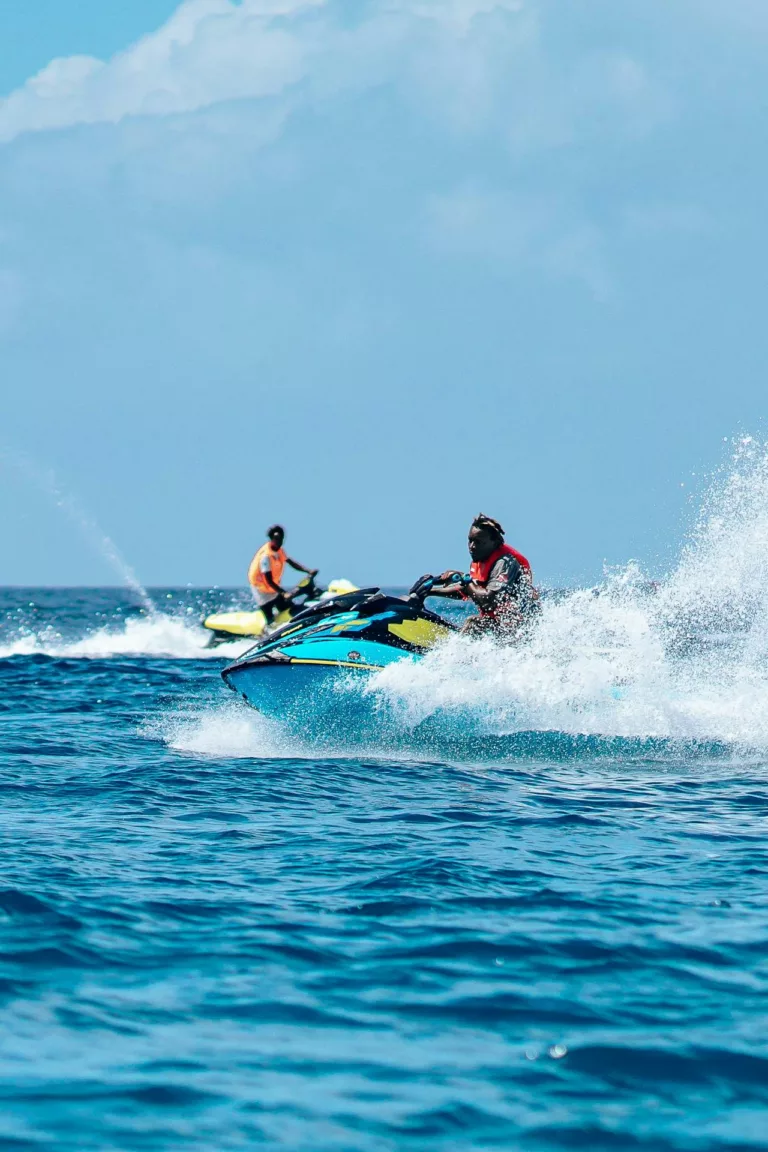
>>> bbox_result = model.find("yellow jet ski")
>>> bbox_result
[202,576,358,647]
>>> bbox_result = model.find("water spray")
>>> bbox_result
[1,450,155,615]
[369,436,768,748]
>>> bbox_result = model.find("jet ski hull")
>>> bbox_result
[221,589,456,730]
[224,659,372,727]
[223,634,410,724]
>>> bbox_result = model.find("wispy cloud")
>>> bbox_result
[0,0,660,151]
[622,203,713,238]
[0,0,714,320]
[427,182,612,299]
[0,0,323,144]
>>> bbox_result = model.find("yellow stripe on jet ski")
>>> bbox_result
[289,658,383,671]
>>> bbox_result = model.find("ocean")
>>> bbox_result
[2,444,768,1150]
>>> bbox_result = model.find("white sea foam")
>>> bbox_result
[0,613,248,660]
[157,702,310,760]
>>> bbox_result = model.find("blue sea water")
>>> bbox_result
[1,582,768,1151]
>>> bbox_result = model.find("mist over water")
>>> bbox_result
[1,451,155,613]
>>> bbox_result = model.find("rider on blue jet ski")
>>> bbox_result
[428,514,539,638]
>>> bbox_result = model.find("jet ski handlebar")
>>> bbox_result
[286,574,319,601]
[407,572,471,602]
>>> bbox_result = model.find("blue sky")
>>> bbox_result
[1,0,767,587]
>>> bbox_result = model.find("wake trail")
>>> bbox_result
[0,613,246,660]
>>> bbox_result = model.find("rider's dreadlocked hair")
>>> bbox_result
[267,524,285,539]
[472,514,505,544]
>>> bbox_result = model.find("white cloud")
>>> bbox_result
[0,0,526,145]
[410,0,523,33]
[623,203,713,237]
[0,0,661,150]
[427,182,612,299]
[0,0,687,310]
[428,183,541,260]
[0,0,323,144]
[690,0,768,35]
[543,224,612,302]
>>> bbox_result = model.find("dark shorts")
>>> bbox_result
[260,593,292,623]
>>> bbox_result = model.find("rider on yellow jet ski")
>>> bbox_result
[248,525,318,626]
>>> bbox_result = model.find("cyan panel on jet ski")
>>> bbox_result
[276,637,409,668]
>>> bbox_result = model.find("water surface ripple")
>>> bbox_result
[1,589,767,1150]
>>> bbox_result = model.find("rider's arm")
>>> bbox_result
[428,571,469,600]
[465,581,495,609]
[286,556,318,575]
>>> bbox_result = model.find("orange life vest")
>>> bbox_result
[248,543,286,593]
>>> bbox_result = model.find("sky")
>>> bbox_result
[1,0,767,588]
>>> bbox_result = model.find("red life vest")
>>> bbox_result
[469,543,535,623]
[470,543,532,586]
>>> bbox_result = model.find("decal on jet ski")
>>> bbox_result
[387,618,452,649]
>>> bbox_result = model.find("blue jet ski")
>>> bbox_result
[221,575,457,727]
